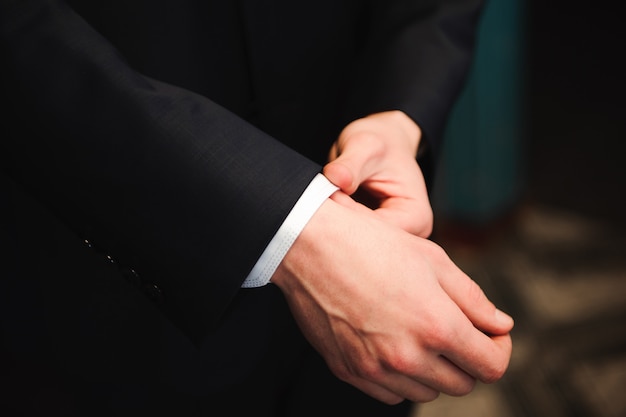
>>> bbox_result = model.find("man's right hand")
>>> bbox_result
[324,111,433,237]
[271,195,513,404]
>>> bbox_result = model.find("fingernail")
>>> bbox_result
[496,309,514,327]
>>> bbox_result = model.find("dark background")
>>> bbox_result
[527,1,626,227]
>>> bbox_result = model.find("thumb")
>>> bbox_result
[323,138,380,195]
[323,160,357,194]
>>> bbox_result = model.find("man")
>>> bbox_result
[0,0,513,416]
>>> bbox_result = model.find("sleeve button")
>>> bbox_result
[120,267,142,287]
[143,283,164,304]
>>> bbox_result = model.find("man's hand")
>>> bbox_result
[271,196,514,405]
[324,111,433,237]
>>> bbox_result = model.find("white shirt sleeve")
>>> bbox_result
[241,173,339,288]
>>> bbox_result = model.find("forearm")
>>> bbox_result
[344,0,485,152]
[1,0,320,343]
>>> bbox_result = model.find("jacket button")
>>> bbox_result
[143,283,164,304]
[120,267,141,287]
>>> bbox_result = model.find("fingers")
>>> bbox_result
[428,262,513,382]
[324,139,434,236]
[379,355,476,399]
[346,374,440,405]
[410,296,512,385]
[410,355,476,396]
[280,197,513,403]
[325,111,433,237]
[437,258,515,336]
[441,329,513,385]
[399,298,508,391]
[331,353,442,404]
[374,198,433,237]
[335,341,479,403]
[328,190,372,214]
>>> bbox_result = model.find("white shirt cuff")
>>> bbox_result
[242,173,339,288]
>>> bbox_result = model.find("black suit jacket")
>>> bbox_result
[0,0,482,414]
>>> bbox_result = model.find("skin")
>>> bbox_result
[324,111,433,237]
[271,111,514,404]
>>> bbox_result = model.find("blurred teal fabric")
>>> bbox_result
[433,0,527,224]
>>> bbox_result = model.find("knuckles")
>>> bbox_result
[480,359,510,384]
[447,378,476,397]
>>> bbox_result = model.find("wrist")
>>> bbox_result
[270,196,359,292]
[356,110,422,157]
[381,110,422,156]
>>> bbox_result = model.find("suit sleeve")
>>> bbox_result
[0,0,321,345]
[345,0,485,157]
